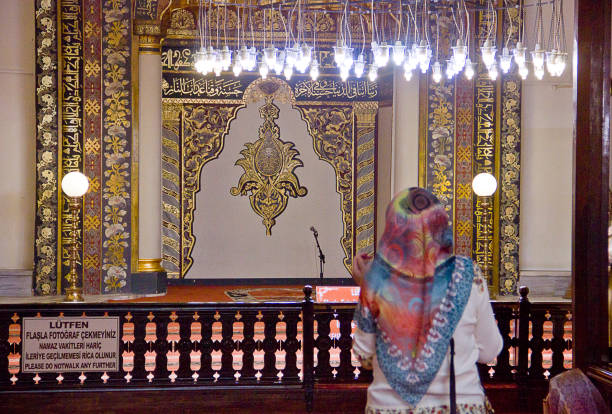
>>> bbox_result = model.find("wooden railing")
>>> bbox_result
[0,286,571,412]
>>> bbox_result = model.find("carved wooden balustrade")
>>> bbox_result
[0,286,571,413]
[0,302,303,390]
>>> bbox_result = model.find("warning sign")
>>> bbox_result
[22,316,120,373]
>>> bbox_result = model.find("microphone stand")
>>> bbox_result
[312,231,325,280]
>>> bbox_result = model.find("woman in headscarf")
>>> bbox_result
[352,187,503,414]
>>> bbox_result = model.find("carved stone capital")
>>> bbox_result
[352,101,378,124]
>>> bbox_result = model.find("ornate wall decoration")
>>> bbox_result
[101,0,133,293]
[161,70,376,279]
[454,77,474,257]
[180,104,244,278]
[352,102,378,257]
[34,0,59,295]
[167,8,197,37]
[161,103,183,279]
[473,5,498,296]
[83,0,103,294]
[417,0,522,296]
[422,78,455,216]
[231,97,308,235]
[295,105,354,272]
[59,0,84,292]
[135,0,159,21]
[498,0,522,295]
[34,0,137,295]
[419,4,455,220]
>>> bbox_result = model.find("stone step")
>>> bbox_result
[0,269,32,296]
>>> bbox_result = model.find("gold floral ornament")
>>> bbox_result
[231,97,307,235]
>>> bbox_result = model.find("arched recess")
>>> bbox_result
[161,76,378,280]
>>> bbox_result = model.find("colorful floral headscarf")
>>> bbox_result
[354,187,475,406]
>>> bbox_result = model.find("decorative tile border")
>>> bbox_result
[34,0,60,295]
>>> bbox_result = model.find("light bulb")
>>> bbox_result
[263,47,278,67]
[451,39,467,70]
[404,67,413,81]
[408,43,419,70]
[342,47,354,70]
[518,64,529,80]
[259,62,269,79]
[213,54,223,76]
[375,42,390,67]
[299,43,312,67]
[221,46,232,70]
[286,46,299,67]
[481,39,497,68]
[416,41,432,73]
[309,59,320,80]
[274,50,285,75]
[283,64,293,80]
[432,61,442,83]
[446,59,455,79]
[239,46,250,65]
[248,47,258,70]
[354,53,365,78]
[62,171,90,197]
[232,62,242,77]
[194,49,206,74]
[472,172,497,196]
[554,53,567,77]
[500,47,512,74]
[340,67,349,81]
[534,65,545,80]
[392,40,406,66]
[296,44,312,73]
[513,42,527,67]
[488,64,498,81]
[367,65,378,82]
[531,43,545,69]
[334,45,346,66]
[464,61,475,80]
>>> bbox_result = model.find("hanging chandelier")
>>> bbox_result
[192,0,568,84]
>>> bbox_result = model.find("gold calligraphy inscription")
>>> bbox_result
[293,79,378,100]
[60,0,84,289]
[161,47,193,71]
[162,76,243,98]
[473,1,497,294]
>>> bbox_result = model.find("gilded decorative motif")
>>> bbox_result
[34,0,59,295]
[60,0,84,292]
[499,0,522,295]
[135,0,159,21]
[454,76,474,257]
[161,103,182,279]
[181,104,243,277]
[231,97,308,235]
[473,1,498,295]
[426,78,455,215]
[83,0,103,294]
[295,105,354,272]
[167,8,196,37]
[419,4,455,219]
[101,0,132,292]
[353,101,378,257]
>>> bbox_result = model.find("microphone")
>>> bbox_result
[310,226,318,237]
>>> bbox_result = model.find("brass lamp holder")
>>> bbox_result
[64,196,84,302]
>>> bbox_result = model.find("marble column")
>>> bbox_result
[137,34,164,273]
